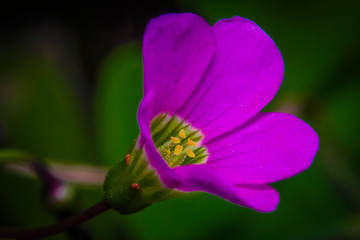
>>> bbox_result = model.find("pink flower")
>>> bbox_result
[134,13,319,212]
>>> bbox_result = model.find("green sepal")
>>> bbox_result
[103,139,181,214]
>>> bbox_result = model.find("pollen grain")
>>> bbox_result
[171,137,181,144]
[179,129,186,138]
[187,139,197,146]
[174,145,183,155]
[186,148,196,158]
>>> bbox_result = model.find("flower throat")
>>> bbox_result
[150,113,208,168]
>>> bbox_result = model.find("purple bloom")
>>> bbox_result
[137,13,319,212]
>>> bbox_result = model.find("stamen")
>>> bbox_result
[174,145,183,155]
[150,114,208,168]
[170,136,181,144]
[187,139,197,146]
[186,148,195,158]
[179,129,186,138]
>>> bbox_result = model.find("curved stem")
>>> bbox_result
[0,200,110,239]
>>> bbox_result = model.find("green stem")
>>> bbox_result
[0,200,110,239]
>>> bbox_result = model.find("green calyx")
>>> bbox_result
[103,113,208,214]
[103,139,180,214]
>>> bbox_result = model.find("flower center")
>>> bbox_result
[150,113,208,168]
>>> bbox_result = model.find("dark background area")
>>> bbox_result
[1,0,360,239]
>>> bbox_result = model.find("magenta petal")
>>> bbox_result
[177,16,284,141]
[139,13,215,188]
[174,165,279,212]
[205,112,319,184]
[137,91,182,188]
[135,13,318,211]
[143,13,215,116]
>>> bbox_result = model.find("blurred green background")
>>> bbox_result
[1,0,360,239]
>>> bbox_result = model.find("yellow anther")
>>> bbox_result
[174,145,183,155]
[170,137,181,144]
[186,148,195,158]
[179,129,186,138]
[187,139,197,146]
